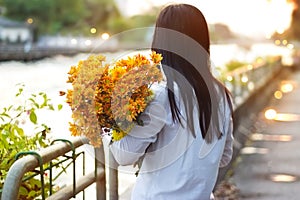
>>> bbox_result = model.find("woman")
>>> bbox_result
[108,3,234,199]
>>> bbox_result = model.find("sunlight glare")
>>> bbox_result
[123,0,294,38]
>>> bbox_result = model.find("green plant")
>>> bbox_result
[0,84,63,199]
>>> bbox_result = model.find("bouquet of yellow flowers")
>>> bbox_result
[65,51,163,147]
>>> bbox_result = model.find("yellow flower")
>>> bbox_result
[134,54,150,66]
[67,66,78,83]
[150,51,163,64]
[69,122,78,136]
[111,129,127,141]
[66,89,73,105]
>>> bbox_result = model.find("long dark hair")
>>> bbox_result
[151,4,233,143]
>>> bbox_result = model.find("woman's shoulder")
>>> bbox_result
[151,81,168,98]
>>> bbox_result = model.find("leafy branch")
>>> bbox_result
[0,84,63,199]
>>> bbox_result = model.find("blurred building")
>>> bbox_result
[0,16,33,44]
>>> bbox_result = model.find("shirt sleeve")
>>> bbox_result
[219,96,234,168]
[108,100,168,166]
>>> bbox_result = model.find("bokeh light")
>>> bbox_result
[101,33,110,40]
[27,18,33,24]
[90,28,97,34]
[265,109,277,120]
[282,39,288,45]
[287,44,294,49]
[226,76,233,81]
[280,83,293,93]
[274,113,300,121]
[241,75,248,83]
[269,174,297,183]
[85,39,92,46]
[70,38,77,45]
[248,82,254,90]
[247,64,253,70]
[274,90,283,99]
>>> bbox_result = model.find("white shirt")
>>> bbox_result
[108,81,233,200]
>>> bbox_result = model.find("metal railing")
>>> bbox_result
[1,137,112,200]
[222,56,282,107]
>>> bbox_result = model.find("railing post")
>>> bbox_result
[95,147,106,200]
[108,150,119,200]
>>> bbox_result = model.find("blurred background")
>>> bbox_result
[0,0,299,59]
[1,0,299,103]
[0,0,297,39]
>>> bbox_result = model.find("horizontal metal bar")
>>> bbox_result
[1,137,89,200]
[46,168,105,200]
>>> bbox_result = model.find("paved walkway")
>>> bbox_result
[231,69,300,199]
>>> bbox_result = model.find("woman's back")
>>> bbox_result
[110,82,233,199]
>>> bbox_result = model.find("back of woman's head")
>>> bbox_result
[152,3,210,54]
[151,4,231,143]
